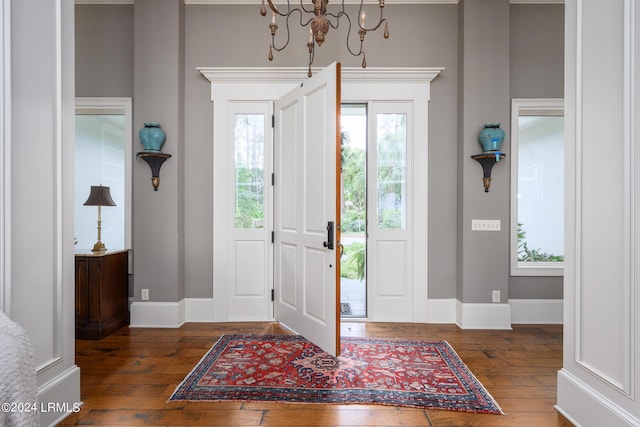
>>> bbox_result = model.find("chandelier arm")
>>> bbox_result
[298,13,314,27]
[271,8,314,52]
[342,12,364,57]
[298,0,314,15]
[325,11,346,29]
[266,0,280,15]
[357,3,386,31]
[270,9,297,52]
[325,0,347,28]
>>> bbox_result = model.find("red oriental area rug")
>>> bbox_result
[169,334,503,414]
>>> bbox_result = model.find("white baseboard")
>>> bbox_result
[509,299,563,324]
[130,300,186,327]
[456,301,512,329]
[130,298,215,327]
[37,366,81,427]
[129,297,559,328]
[427,299,457,323]
[557,369,640,427]
[184,298,214,322]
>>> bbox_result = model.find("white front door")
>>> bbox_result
[273,63,341,356]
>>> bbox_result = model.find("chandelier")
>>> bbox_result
[260,0,390,77]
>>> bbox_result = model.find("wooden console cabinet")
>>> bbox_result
[75,249,129,339]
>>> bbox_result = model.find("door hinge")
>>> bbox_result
[271,114,275,128]
[271,173,275,186]
[271,289,275,301]
[271,231,275,243]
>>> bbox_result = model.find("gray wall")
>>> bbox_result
[75,1,563,304]
[510,4,564,99]
[458,0,511,304]
[75,5,134,97]
[509,4,564,299]
[132,0,186,302]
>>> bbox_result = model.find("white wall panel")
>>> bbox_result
[575,0,632,394]
[7,0,80,424]
[559,0,640,424]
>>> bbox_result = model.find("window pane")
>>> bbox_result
[517,116,564,262]
[234,114,265,229]
[376,113,407,229]
[75,114,126,251]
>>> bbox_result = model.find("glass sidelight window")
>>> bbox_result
[234,114,265,229]
[376,113,407,230]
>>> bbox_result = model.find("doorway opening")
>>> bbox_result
[75,114,127,250]
[74,97,133,269]
[340,104,367,318]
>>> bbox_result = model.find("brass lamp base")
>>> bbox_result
[92,241,107,252]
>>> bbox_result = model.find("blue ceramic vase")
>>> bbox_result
[478,123,505,152]
[139,122,166,152]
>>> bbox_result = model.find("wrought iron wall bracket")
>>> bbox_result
[137,152,172,191]
[471,152,506,193]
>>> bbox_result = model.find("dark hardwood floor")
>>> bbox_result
[58,322,573,426]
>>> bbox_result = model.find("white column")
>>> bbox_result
[8,0,80,425]
[558,1,640,425]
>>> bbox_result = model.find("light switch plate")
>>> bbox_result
[472,219,501,231]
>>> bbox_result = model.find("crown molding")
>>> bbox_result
[184,0,456,4]
[75,0,564,4]
[75,0,133,4]
[74,0,455,3]
[510,0,563,3]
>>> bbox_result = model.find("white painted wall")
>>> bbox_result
[557,0,640,425]
[2,0,80,425]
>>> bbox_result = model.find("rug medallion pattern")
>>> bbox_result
[169,334,503,414]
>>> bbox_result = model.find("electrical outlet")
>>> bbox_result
[141,289,149,301]
[492,290,500,303]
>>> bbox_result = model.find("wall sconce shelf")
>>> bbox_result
[471,152,506,193]
[137,152,171,191]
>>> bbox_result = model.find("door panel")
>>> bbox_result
[279,243,297,308]
[234,241,266,295]
[274,62,341,356]
[376,240,408,296]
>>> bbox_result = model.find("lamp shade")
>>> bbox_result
[83,185,116,207]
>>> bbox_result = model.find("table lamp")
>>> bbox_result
[83,185,116,252]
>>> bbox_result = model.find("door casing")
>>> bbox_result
[201,66,442,323]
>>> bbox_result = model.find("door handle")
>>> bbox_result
[323,221,334,250]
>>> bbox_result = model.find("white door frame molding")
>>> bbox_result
[0,0,10,314]
[199,66,442,323]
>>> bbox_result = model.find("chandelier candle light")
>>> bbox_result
[261,0,389,77]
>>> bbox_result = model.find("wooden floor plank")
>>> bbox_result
[57,322,572,426]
